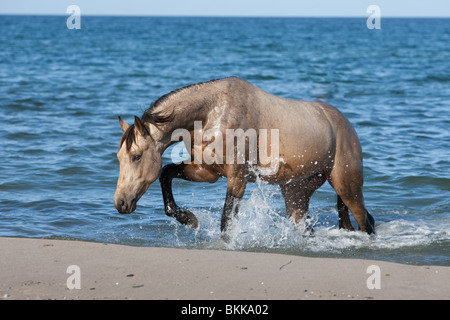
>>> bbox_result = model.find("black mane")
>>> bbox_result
[143,78,221,125]
[119,78,222,151]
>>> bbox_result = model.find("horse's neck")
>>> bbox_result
[149,89,215,154]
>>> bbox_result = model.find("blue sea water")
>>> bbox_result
[0,16,449,266]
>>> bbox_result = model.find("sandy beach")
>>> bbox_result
[0,237,448,301]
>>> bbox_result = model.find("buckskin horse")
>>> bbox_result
[114,77,375,234]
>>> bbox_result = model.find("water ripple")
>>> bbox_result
[0,16,449,265]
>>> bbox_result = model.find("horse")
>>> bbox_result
[114,77,375,234]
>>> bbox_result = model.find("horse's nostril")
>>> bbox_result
[115,198,137,214]
[115,198,128,213]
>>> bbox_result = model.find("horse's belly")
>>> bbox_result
[256,130,335,183]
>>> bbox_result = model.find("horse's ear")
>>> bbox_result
[118,116,130,133]
[134,115,149,137]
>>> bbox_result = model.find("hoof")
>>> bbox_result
[175,209,198,229]
[358,223,375,235]
[339,220,355,231]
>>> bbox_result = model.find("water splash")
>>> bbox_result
[168,177,450,265]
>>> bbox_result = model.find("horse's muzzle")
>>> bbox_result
[115,198,137,214]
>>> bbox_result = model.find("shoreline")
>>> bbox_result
[0,237,449,300]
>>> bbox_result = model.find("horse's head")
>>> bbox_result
[114,116,162,214]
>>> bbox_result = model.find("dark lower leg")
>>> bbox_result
[220,193,241,233]
[159,164,198,228]
[337,195,354,231]
[340,196,375,235]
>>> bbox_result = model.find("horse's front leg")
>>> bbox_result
[159,163,218,228]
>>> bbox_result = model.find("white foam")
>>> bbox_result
[171,178,450,257]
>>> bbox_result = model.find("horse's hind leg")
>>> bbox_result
[328,166,375,234]
[280,174,326,227]
[340,193,374,234]
[221,165,247,234]
[337,195,354,231]
[159,163,219,228]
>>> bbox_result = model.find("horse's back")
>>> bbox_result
[208,77,363,179]
[228,78,362,177]
[221,77,354,135]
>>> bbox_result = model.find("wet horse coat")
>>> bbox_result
[114,77,375,234]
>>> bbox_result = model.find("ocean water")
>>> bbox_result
[0,16,449,266]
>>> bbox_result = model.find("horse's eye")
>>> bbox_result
[131,154,142,162]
